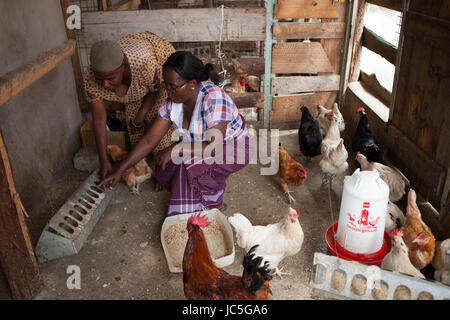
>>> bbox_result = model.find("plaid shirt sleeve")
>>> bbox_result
[203,87,235,128]
[158,99,171,121]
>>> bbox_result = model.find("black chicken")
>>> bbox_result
[352,107,381,163]
[298,105,322,160]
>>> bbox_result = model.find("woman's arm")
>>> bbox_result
[130,90,158,130]
[99,116,172,189]
[91,101,113,179]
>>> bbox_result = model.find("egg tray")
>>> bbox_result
[35,169,115,262]
[310,252,450,300]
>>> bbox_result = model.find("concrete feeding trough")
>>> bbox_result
[161,209,235,273]
[35,169,115,262]
[310,252,450,300]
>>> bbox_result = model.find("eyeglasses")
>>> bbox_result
[163,81,188,94]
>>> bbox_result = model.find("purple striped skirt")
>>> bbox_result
[155,129,254,216]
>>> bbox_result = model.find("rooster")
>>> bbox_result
[316,102,345,136]
[228,207,304,278]
[107,144,153,194]
[356,152,409,202]
[352,107,382,163]
[298,105,322,161]
[380,229,425,279]
[401,189,436,270]
[278,144,307,203]
[183,213,273,300]
[319,111,348,185]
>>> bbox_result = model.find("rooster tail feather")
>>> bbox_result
[242,245,273,296]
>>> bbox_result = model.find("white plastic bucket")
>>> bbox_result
[336,168,389,254]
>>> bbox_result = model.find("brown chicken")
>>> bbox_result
[107,144,153,194]
[278,144,307,203]
[183,213,273,300]
[401,189,436,270]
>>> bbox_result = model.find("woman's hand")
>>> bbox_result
[155,145,175,170]
[98,169,123,191]
[99,158,114,180]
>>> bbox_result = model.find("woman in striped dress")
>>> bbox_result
[99,51,254,216]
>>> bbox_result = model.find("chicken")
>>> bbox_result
[434,250,450,285]
[355,152,409,202]
[401,189,436,270]
[107,144,153,194]
[319,111,348,184]
[432,239,450,270]
[228,207,304,278]
[316,102,345,136]
[183,213,273,300]
[245,75,260,92]
[278,143,307,203]
[225,65,247,94]
[385,201,405,233]
[352,107,382,163]
[380,229,425,279]
[298,105,322,161]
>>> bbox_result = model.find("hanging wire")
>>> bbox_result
[215,4,231,88]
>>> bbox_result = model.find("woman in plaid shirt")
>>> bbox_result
[100,51,254,216]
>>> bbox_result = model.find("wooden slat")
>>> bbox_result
[272,91,337,111]
[366,0,402,11]
[0,131,43,299]
[81,8,266,44]
[271,42,334,74]
[271,75,340,95]
[273,22,345,40]
[110,0,140,10]
[362,27,397,65]
[0,40,75,107]
[274,0,339,19]
[360,71,392,106]
[403,11,450,52]
[228,92,264,109]
[60,0,88,111]
[383,124,445,199]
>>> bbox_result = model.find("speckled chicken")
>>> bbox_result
[316,102,345,136]
[355,152,409,202]
[385,201,406,233]
[319,111,348,184]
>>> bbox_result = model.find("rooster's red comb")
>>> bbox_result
[357,107,365,113]
[392,229,403,237]
[187,212,210,228]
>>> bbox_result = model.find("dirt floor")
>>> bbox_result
[0,129,354,300]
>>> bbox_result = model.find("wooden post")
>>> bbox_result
[0,131,43,299]
[349,0,366,82]
[60,0,88,112]
[0,40,75,107]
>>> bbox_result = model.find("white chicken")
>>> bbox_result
[319,111,348,184]
[355,152,409,202]
[380,229,425,279]
[228,207,304,278]
[316,102,345,136]
[432,239,450,285]
[385,201,406,233]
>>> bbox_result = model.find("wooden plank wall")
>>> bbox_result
[390,1,450,213]
[270,0,348,129]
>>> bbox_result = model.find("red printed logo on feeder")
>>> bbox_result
[346,202,379,233]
